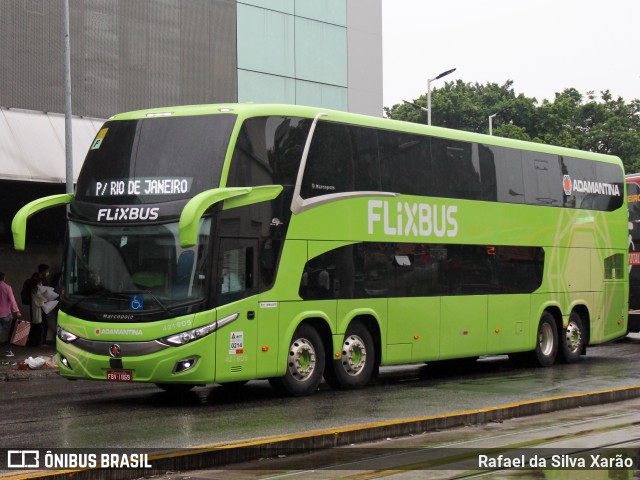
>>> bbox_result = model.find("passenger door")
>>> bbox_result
[214,238,259,383]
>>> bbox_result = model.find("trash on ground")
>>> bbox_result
[24,356,57,369]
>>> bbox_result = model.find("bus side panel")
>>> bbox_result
[487,295,531,354]
[597,278,628,342]
[387,297,440,363]
[439,296,487,360]
[214,299,258,383]
[256,297,281,378]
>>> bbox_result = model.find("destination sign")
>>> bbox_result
[91,177,193,197]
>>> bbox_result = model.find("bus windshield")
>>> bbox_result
[61,218,211,320]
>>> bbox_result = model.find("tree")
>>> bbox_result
[385,80,640,173]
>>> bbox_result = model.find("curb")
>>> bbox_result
[4,384,640,480]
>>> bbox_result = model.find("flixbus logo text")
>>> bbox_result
[367,200,458,238]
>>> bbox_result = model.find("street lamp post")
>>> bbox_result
[489,113,498,136]
[402,99,428,113]
[427,68,456,125]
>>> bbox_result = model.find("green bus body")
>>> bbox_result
[12,104,628,395]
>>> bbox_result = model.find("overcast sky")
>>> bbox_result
[382,0,639,109]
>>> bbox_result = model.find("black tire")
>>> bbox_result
[531,312,558,367]
[559,311,585,364]
[155,383,195,393]
[270,324,325,397]
[324,321,375,390]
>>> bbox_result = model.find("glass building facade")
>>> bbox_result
[237,0,348,110]
[0,0,381,119]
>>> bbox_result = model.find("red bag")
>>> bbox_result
[10,319,31,346]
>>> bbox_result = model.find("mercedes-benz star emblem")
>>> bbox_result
[109,344,121,358]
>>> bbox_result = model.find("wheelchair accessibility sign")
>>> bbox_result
[130,295,144,311]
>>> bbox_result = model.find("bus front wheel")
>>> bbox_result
[269,324,325,396]
[324,321,374,390]
[559,312,584,363]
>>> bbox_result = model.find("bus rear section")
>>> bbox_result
[626,173,640,332]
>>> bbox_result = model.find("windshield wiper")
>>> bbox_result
[66,288,113,310]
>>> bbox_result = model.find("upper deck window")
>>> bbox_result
[76,114,237,204]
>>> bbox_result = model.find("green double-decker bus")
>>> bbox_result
[12,104,628,396]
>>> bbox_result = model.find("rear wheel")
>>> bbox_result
[324,321,374,389]
[269,324,325,396]
[559,311,585,364]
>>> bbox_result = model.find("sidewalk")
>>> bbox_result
[1,343,60,381]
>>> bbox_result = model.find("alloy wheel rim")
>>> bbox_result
[288,338,316,381]
[341,334,367,376]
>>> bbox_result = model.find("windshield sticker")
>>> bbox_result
[90,128,109,150]
[92,177,193,197]
[229,331,244,355]
[129,295,144,311]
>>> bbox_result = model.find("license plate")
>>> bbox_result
[106,370,132,382]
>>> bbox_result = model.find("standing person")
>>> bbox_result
[0,272,22,357]
[38,264,50,286]
[35,264,50,343]
[29,272,51,347]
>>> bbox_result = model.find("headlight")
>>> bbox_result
[160,313,239,346]
[57,326,78,343]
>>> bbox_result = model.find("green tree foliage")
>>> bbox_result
[384,81,640,173]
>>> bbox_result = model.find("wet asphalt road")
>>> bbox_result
[147,397,640,479]
[2,334,640,450]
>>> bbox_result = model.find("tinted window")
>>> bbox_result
[227,116,311,188]
[431,138,496,201]
[215,238,257,306]
[351,126,382,192]
[522,152,564,206]
[590,161,624,211]
[379,131,430,195]
[488,145,525,203]
[299,242,544,300]
[301,122,381,199]
[301,122,356,199]
[76,114,237,204]
[295,120,622,212]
